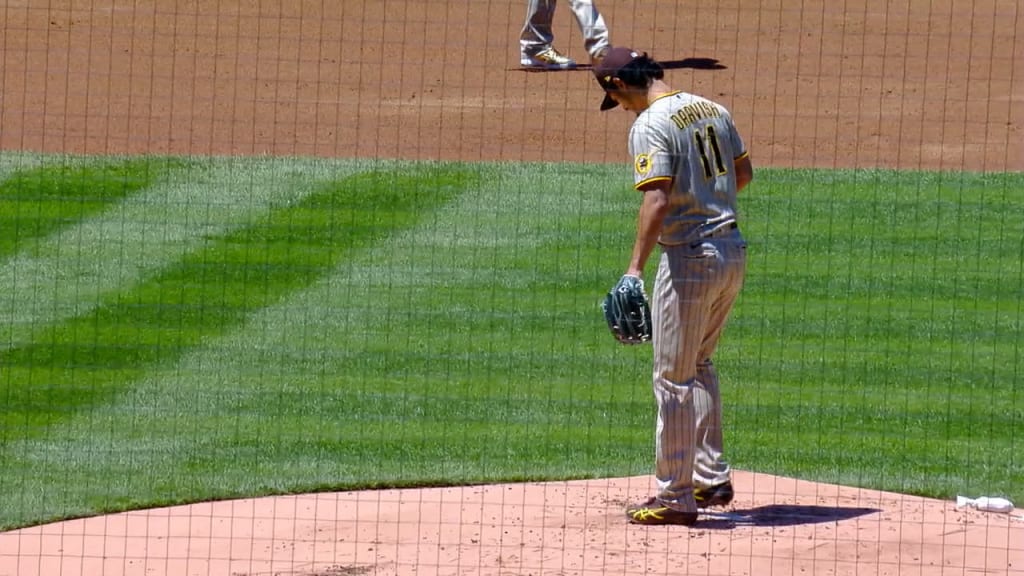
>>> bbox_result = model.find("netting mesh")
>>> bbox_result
[0,1,1021,575]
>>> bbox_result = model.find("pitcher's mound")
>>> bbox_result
[2,471,1022,576]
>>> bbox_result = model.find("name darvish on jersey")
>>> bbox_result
[628,91,748,247]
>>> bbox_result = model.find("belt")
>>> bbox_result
[703,222,738,238]
[685,222,738,248]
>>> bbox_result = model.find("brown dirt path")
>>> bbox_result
[2,472,1023,576]
[1,0,1021,169]
[1,1,1023,574]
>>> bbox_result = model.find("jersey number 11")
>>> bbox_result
[693,126,727,180]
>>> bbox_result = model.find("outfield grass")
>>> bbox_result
[0,153,1021,530]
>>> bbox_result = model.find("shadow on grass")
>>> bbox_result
[699,504,880,529]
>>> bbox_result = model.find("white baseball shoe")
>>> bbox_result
[521,47,577,70]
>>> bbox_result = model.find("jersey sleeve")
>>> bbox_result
[724,111,748,160]
[628,117,673,190]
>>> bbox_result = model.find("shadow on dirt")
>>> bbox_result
[698,504,880,529]
[514,56,728,72]
[658,57,728,70]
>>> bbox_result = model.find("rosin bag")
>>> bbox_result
[956,495,1015,513]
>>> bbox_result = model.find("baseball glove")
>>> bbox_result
[602,274,653,345]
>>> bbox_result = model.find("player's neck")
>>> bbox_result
[641,80,673,112]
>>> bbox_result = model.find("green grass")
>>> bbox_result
[0,158,179,259]
[0,155,1021,530]
[0,165,478,433]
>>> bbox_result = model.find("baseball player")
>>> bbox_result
[595,47,754,525]
[520,0,610,69]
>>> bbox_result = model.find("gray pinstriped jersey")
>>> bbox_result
[628,91,747,246]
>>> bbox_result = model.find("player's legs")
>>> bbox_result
[693,359,730,486]
[520,0,556,54]
[520,0,577,68]
[565,0,610,58]
[693,237,747,490]
[650,248,714,513]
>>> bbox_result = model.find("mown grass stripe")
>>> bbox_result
[0,153,63,183]
[0,158,175,261]
[0,158,369,352]
[0,165,478,436]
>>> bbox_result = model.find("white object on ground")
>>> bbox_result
[956,495,1015,514]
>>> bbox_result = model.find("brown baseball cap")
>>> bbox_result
[594,46,642,111]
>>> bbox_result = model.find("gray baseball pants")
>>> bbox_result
[651,228,747,512]
[520,0,610,58]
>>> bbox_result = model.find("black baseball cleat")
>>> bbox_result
[626,497,699,525]
[694,481,734,508]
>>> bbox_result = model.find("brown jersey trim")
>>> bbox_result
[649,90,683,106]
[634,176,673,191]
[734,151,749,161]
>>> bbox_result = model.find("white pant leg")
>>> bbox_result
[520,0,557,55]
[693,359,731,486]
[521,0,610,57]
[692,237,746,488]
[651,249,709,512]
[566,0,610,57]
